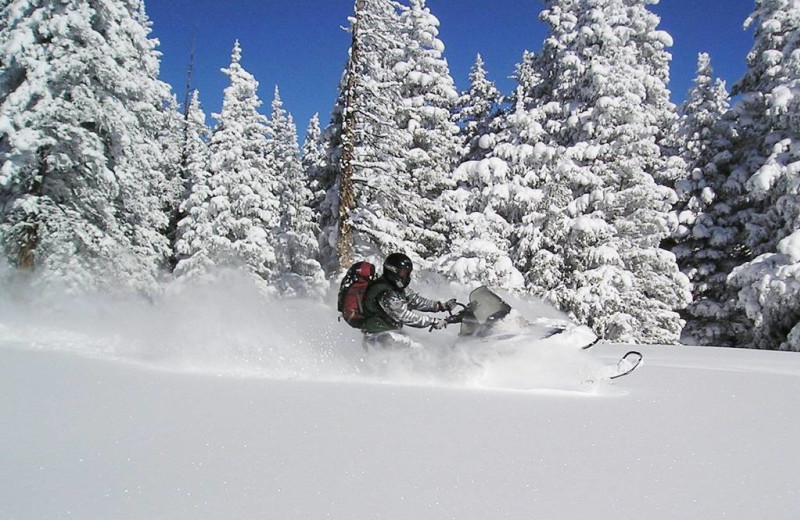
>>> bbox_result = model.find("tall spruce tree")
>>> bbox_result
[319,0,460,271]
[173,41,280,291]
[511,0,691,343]
[674,53,746,346]
[455,54,503,163]
[302,113,325,218]
[161,94,191,270]
[395,0,463,255]
[727,0,800,350]
[172,90,214,278]
[318,0,411,271]
[0,0,177,294]
[436,84,540,292]
[269,88,325,296]
[435,155,527,291]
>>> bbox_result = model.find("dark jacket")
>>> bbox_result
[362,276,440,333]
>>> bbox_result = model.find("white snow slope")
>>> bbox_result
[1,276,799,520]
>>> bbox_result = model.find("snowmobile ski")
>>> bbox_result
[541,326,567,339]
[581,337,602,350]
[609,351,643,379]
[544,327,602,350]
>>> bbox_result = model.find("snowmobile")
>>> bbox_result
[442,286,642,380]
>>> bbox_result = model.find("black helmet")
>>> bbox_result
[384,252,413,289]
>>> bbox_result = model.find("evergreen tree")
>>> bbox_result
[510,0,691,343]
[302,113,326,221]
[173,41,280,291]
[437,83,545,292]
[320,0,459,270]
[439,41,559,290]
[317,0,409,271]
[674,53,746,346]
[0,0,177,294]
[455,53,503,163]
[172,90,214,277]
[435,155,526,291]
[509,50,541,108]
[269,88,326,296]
[315,103,344,274]
[159,94,193,270]
[727,0,800,350]
[395,0,463,255]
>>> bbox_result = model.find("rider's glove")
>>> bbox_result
[436,298,458,312]
[430,318,448,330]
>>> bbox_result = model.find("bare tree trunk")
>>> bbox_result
[17,148,48,270]
[17,226,36,270]
[337,0,363,270]
[182,34,196,125]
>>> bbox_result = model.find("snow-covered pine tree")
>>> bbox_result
[268,88,325,296]
[173,41,280,291]
[320,0,452,271]
[438,33,558,291]
[302,113,326,222]
[315,101,345,274]
[726,0,800,351]
[434,157,527,291]
[0,0,177,294]
[510,0,691,343]
[436,82,543,293]
[675,54,734,230]
[172,90,214,277]
[455,54,503,163]
[159,94,191,270]
[509,50,541,110]
[318,0,407,271]
[673,53,747,346]
[394,0,463,256]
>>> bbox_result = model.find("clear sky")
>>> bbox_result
[145,0,758,140]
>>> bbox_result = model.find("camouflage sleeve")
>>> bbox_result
[378,290,437,329]
[403,288,440,312]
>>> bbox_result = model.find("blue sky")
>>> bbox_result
[146,0,757,140]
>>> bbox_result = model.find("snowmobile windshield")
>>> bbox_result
[468,286,512,325]
[456,286,514,336]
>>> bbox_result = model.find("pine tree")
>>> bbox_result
[315,102,345,274]
[511,0,691,343]
[673,53,746,346]
[269,88,326,296]
[456,54,503,163]
[317,0,406,271]
[727,0,800,350]
[172,90,213,277]
[173,41,280,290]
[394,0,463,257]
[436,83,544,292]
[0,0,177,294]
[435,156,526,291]
[320,0,455,271]
[302,113,326,221]
[157,94,192,270]
[509,50,541,109]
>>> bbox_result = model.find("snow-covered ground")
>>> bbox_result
[2,277,799,519]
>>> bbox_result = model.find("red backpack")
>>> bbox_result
[337,261,378,328]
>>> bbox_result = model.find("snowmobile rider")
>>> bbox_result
[362,252,458,335]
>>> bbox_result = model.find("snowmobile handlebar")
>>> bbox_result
[445,302,469,324]
[427,302,469,332]
[446,311,466,323]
